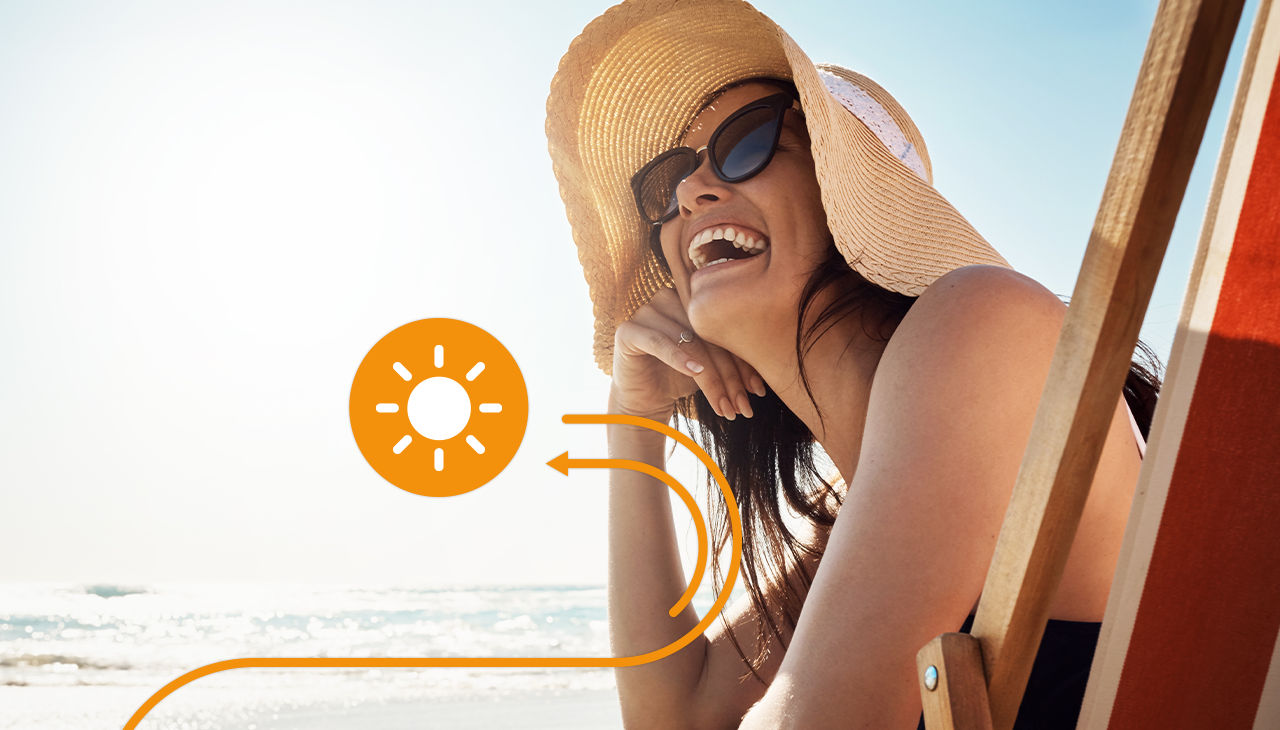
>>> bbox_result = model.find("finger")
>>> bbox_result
[634,293,740,419]
[727,356,763,420]
[627,307,711,379]
[701,342,750,420]
[677,337,732,419]
[614,320,705,379]
[732,354,767,399]
[668,335,733,420]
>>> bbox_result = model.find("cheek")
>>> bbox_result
[791,163,826,220]
[762,157,825,221]
[787,172,830,260]
[658,226,682,272]
[770,190,829,264]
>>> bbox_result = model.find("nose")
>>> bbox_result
[674,149,733,217]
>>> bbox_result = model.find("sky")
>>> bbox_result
[0,0,1260,586]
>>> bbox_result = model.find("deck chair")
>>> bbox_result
[915,0,1280,728]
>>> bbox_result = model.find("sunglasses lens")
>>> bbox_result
[632,96,791,226]
[714,106,780,180]
[636,150,696,223]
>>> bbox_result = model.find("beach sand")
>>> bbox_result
[265,690,624,729]
[1,685,624,729]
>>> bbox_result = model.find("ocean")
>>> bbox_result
[0,583,627,729]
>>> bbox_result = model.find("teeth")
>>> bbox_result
[706,257,734,267]
[687,225,771,269]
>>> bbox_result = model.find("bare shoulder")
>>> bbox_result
[857,264,1069,496]
[913,263,1065,315]
[877,265,1067,394]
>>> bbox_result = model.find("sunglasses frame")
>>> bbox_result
[630,91,799,228]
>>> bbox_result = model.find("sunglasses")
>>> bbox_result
[630,91,800,227]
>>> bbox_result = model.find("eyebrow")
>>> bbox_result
[679,97,805,146]
[780,108,809,139]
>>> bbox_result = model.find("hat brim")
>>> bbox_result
[547,0,1009,374]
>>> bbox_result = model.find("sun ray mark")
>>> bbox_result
[393,434,412,454]
[466,362,485,381]
[392,362,412,381]
[466,434,485,454]
[375,403,399,413]
[478,403,502,413]
[434,447,444,471]
[434,345,444,368]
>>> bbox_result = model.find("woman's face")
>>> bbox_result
[659,81,831,352]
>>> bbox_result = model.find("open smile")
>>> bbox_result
[687,224,771,271]
[689,247,767,283]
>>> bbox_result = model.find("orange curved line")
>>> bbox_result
[123,413,739,730]
[560,413,740,637]
[559,456,707,617]
[560,413,741,618]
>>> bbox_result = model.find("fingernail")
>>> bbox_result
[736,394,754,419]
[721,398,736,421]
[686,360,704,374]
[752,376,767,397]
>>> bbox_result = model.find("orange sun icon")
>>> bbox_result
[349,318,528,497]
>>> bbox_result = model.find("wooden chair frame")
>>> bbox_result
[915,0,1280,727]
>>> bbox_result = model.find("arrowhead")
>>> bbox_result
[547,452,571,476]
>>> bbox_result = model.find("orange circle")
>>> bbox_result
[349,319,528,497]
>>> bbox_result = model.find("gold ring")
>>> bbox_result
[677,330,694,345]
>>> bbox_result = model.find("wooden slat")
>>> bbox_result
[918,634,993,730]
[1077,0,1280,724]
[1106,81,1280,724]
[963,2,1245,728]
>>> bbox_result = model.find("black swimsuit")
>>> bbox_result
[912,402,1138,727]
[915,614,1101,729]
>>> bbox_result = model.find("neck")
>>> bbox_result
[732,314,889,483]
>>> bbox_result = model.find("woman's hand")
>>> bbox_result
[610,288,767,422]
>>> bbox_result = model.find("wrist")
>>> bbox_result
[607,386,675,423]
[607,388,675,443]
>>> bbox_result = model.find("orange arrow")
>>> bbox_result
[547,451,708,618]
[546,450,571,475]
[123,413,741,730]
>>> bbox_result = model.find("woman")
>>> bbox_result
[546,1,1161,727]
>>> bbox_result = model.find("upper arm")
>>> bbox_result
[742,266,1068,728]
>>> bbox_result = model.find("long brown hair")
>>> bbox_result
[671,244,1163,683]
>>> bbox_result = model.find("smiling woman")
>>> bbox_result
[546,0,1161,727]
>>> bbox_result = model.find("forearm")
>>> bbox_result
[606,397,710,727]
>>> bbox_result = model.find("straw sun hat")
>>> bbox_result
[546,0,1011,374]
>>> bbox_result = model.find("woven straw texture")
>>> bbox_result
[546,0,1010,374]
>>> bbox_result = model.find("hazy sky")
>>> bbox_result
[0,0,1258,586]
